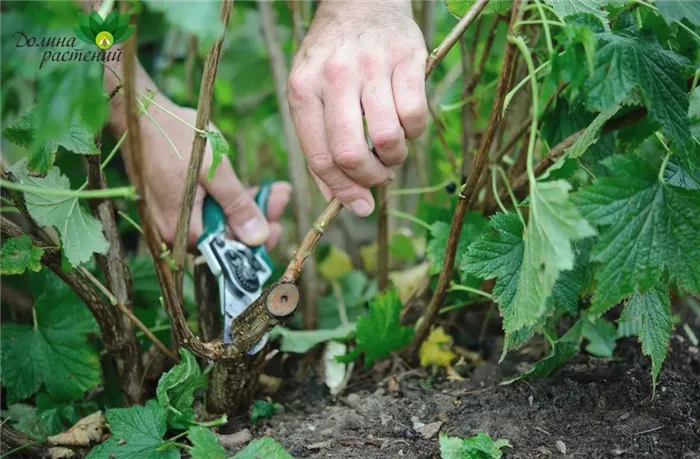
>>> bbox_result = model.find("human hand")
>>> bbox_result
[123,97,291,249]
[288,0,428,216]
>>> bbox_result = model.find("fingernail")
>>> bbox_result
[239,217,269,245]
[350,199,373,217]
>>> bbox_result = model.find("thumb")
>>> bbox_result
[202,160,270,246]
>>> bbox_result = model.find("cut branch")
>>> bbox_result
[404,1,522,359]
[171,0,234,289]
[260,0,319,329]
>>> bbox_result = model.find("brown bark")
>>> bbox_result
[404,2,522,360]
[85,150,144,405]
[376,185,389,291]
[171,0,234,291]
[195,259,221,342]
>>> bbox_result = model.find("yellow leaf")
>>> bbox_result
[48,411,105,446]
[318,246,353,282]
[419,327,456,368]
[359,242,378,275]
[389,262,431,305]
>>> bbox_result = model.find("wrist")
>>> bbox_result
[317,0,412,18]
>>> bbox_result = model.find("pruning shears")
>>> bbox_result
[197,184,274,355]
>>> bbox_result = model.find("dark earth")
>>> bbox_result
[226,335,700,459]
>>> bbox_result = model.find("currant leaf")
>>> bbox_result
[620,284,672,389]
[0,274,100,403]
[0,235,44,275]
[573,156,700,312]
[11,164,109,267]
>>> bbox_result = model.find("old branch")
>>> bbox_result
[260,0,319,329]
[171,0,234,288]
[85,148,145,404]
[404,1,522,359]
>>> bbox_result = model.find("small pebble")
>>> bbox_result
[556,440,567,455]
[528,395,534,407]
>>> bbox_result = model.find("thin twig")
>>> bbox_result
[426,0,491,75]
[80,266,177,361]
[377,185,389,291]
[260,0,319,328]
[171,0,234,288]
[404,1,522,360]
[487,107,648,212]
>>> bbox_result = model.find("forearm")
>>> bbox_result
[317,0,412,16]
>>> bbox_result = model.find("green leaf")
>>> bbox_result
[461,213,524,320]
[87,400,179,459]
[317,270,376,329]
[11,165,109,268]
[508,180,596,332]
[36,62,107,144]
[143,1,224,49]
[543,0,612,24]
[504,322,583,383]
[188,426,226,459]
[656,0,700,26]
[233,437,293,459]
[582,317,617,357]
[271,323,355,354]
[156,348,205,429]
[0,235,44,275]
[427,213,489,276]
[338,289,413,369]
[439,432,511,459]
[584,16,695,167]
[462,213,591,352]
[3,404,48,440]
[204,131,230,181]
[446,0,511,17]
[2,109,98,173]
[564,104,620,158]
[573,156,700,312]
[617,317,643,338]
[0,275,100,403]
[620,284,672,388]
[250,400,278,425]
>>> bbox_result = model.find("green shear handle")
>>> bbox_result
[200,182,274,269]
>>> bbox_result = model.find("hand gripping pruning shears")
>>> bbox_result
[197,184,274,355]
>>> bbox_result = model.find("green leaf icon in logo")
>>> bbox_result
[73,9,134,50]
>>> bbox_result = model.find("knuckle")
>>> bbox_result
[288,70,312,104]
[306,151,333,175]
[371,126,403,150]
[401,103,428,139]
[322,58,350,85]
[333,148,365,171]
[381,145,408,167]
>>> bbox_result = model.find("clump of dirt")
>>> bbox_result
[227,335,700,458]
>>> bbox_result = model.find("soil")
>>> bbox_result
[228,335,700,459]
